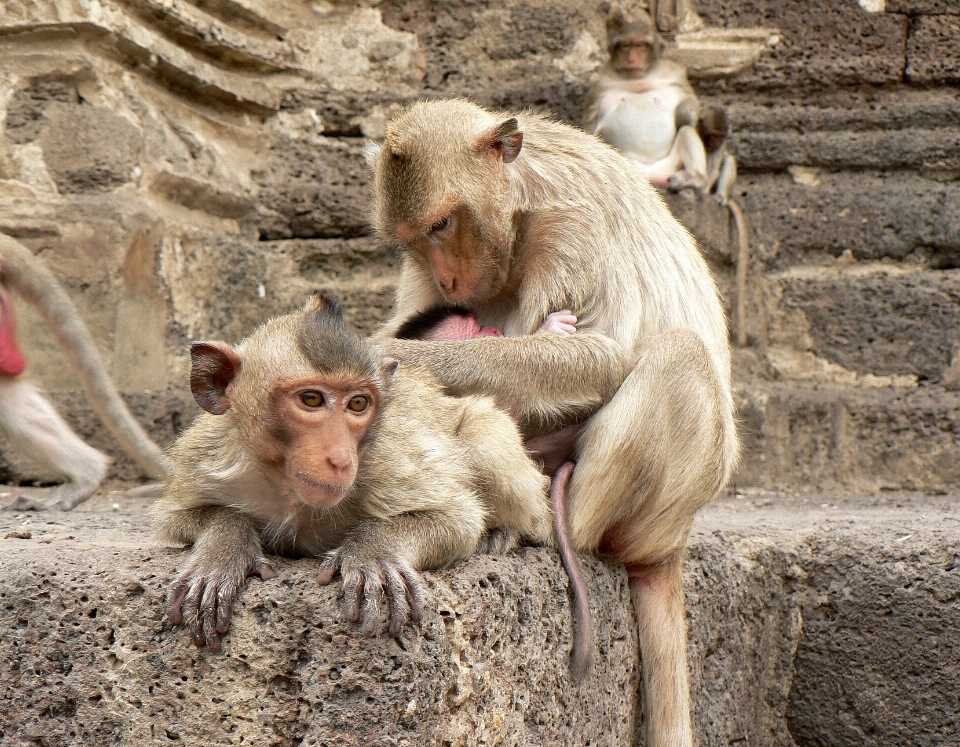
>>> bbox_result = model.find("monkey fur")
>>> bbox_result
[0,233,168,509]
[367,99,738,747]
[153,294,551,652]
[583,9,709,191]
[397,304,593,678]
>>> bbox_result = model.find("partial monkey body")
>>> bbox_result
[154,295,551,651]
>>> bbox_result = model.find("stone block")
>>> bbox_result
[735,383,960,491]
[695,0,908,91]
[735,172,960,267]
[769,266,960,381]
[887,0,960,14]
[256,137,372,241]
[2,490,959,746]
[906,15,960,84]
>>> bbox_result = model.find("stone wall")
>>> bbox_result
[0,0,958,491]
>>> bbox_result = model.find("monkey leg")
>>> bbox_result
[0,378,109,510]
[565,328,735,747]
[665,125,709,192]
[458,397,552,552]
[628,556,692,747]
[713,153,738,206]
[161,505,275,653]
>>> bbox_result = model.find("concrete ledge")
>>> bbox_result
[2,489,958,746]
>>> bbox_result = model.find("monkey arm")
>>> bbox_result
[379,332,628,429]
[156,504,276,652]
[319,507,486,638]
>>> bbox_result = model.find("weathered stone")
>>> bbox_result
[769,266,960,381]
[734,383,960,492]
[906,15,960,84]
[735,172,960,268]
[256,137,373,241]
[887,0,960,12]
[695,0,908,91]
[2,489,958,745]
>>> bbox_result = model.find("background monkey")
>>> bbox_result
[153,294,552,652]
[0,233,168,509]
[583,8,708,191]
[367,99,738,747]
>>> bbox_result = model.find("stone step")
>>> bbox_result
[1,488,956,746]
[735,381,960,492]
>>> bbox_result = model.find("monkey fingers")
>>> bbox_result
[320,550,424,638]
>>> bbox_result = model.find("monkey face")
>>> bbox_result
[613,36,654,78]
[272,378,379,509]
[405,207,510,304]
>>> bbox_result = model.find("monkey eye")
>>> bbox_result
[347,395,370,413]
[429,216,451,234]
[299,391,325,408]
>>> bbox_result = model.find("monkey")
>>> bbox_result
[152,293,554,653]
[697,106,751,346]
[394,304,594,677]
[583,8,709,192]
[366,99,738,747]
[0,233,168,510]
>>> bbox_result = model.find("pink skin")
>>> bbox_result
[423,308,581,476]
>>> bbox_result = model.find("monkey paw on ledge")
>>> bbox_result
[3,487,959,747]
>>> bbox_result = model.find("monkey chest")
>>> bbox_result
[595,89,683,162]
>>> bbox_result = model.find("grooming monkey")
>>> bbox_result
[153,294,554,652]
[367,100,738,747]
[0,233,168,509]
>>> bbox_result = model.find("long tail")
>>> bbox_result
[628,557,693,747]
[0,233,169,479]
[727,197,750,347]
[551,459,593,681]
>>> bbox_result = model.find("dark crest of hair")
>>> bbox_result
[297,292,379,379]
[394,305,474,340]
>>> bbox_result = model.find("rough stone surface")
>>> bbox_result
[906,15,960,84]
[2,488,958,746]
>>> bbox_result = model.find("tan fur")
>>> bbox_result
[368,100,739,747]
[154,298,550,651]
[0,234,169,488]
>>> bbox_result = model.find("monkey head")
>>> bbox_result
[367,100,524,307]
[394,305,503,341]
[607,7,662,79]
[189,294,395,509]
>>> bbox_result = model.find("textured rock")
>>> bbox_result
[2,489,958,746]
[906,15,960,84]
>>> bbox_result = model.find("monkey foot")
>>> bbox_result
[476,528,520,555]
[318,549,424,638]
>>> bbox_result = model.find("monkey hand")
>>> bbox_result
[317,545,424,639]
[167,552,277,653]
[537,310,577,336]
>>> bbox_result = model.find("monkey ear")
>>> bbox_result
[380,357,399,386]
[190,341,241,415]
[364,141,382,170]
[479,118,523,164]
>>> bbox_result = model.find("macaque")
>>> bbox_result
[367,100,738,747]
[697,105,751,346]
[153,294,552,652]
[0,233,168,509]
[395,305,592,677]
[583,8,708,191]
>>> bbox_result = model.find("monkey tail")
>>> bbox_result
[551,459,593,681]
[0,234,169,480]
[727,198,750,347]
